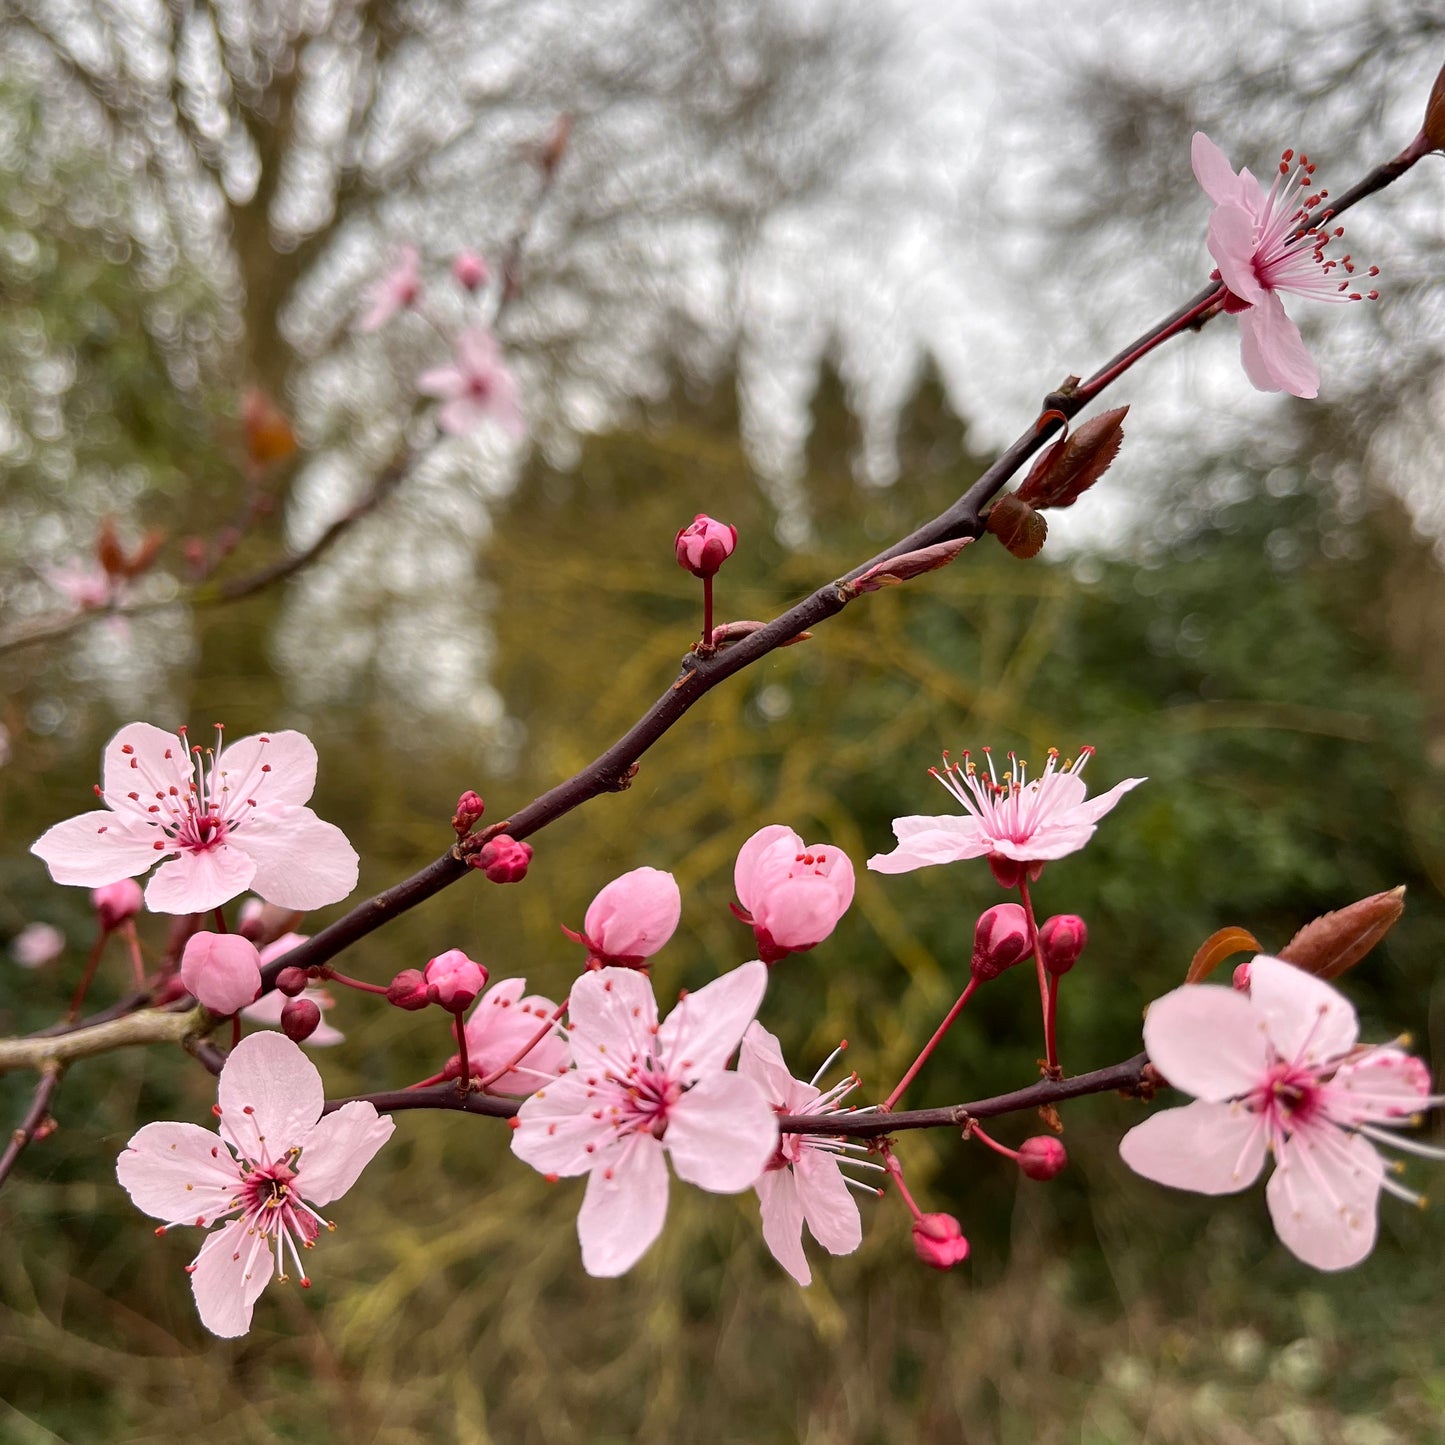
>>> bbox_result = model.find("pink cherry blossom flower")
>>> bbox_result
[446,977,570,1094]
[417,327,526,439]
[181,931,263,1015]
[737,1023,875,1285]
[116,1031,395,1337]
[732,825,855,963]
[867,746,1143,880]
[359,244,422,331]
[511,962,777,1277]
[241,935,344,1046]
[563,866,682,967]
[1119,955,1441,1271]
[11,922,64,968]
[92,878,144,931]
[31,722,359,916]
[44,558,113,610]
[1192,133,1377,399]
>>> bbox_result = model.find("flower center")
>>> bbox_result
[619,1062,682,1139]
[237,1161,320,1245]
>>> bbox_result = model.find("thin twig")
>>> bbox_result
[0,1064,64,1189]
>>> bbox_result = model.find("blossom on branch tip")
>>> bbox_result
[116,1031,394,1338]
[1119,956,1441,1271]
[181,932,263,1016]
[867,746,1143,881]
[448,977,570,1095]
[737,1023,870,1285]
[510,962,777,1277]
[417,327,526,439]
[732,825,856,964]
[30,723,359,916]
[92,879,144,931]
[564,866,681,968]
[359,244,422,331]
[674,514,737,578]
[1192,133,1377,399]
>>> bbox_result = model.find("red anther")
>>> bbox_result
[1282,148,1294,162]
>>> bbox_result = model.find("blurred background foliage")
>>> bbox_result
[2,0,1445,1442]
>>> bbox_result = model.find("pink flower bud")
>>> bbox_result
[425,948,488,1011]
[674,514,738,579]
[386,968,432,1011]
[180,932,263,1016]
[11,922,64,969]
[281,997,322,1043]
[970,903,1031,982]
[474,836,533,883]
[575,866,681,965]
[452,250,489,291]
[1017,1135,1068,1181]
[912,1212,970,1270]
[91,879,143,931]
[1232,960,1252,992]
[452,790,486,837]
[274,966,311,997]
[1038,914,1087,977]
[733,825,855,963]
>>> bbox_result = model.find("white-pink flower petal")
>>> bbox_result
[1266,1128,1383,1271]
[578,1139,669,1278]
[1142,984,1270,1102]
[1249,955,1358,1065]
[664,1071,777,1192]
[1118,1100,1267,1195]
[297,1102,395,1208]
[217,1031,324,1154]
[189,1219,274,1338]
[656,960,768,1078]
[756,1168,811,1285]
[116,1121,242,1227]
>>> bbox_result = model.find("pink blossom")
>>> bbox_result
[1119,956,1440,1271]
[417,327,525,439]
[1193,133,1377,399]
[359,244,422,331]
[564,866,682,967]
[425,948,487,1011]
[44,559,113,610]
[182,932,263,1016]
[92,879,144,931]
[737,1023,869,1285]
[11,922,64,968]
[970,902,1032,982]
[31,722,359,916]
[511,962,777,1277]
[241,935,344,1046]
[116,1031,394,1337]
[674,514,738,578]
[912,1211,969,1270]
[452,250,489,291]
[867,746,1143,879]
[448,977,570,1095]
[733,825,855,963]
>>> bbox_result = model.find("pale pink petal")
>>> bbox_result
[487,386,528,441]
[990,822,1096,862]
[1326,1049,1432,1125]
[796,1149,863,1256]
[234,807,359,911]
[101,723,191,804]
[1266,1127,1383,1270]
[438,397,482,436]
[656,960,768,1079]
[116,1121,240,1226]
[738,1022,798,1105]
[465,983,568,1093]
[417,363,464,399]
[664,1071,777,1192]
[31,810,162,887]
[1118,1100,1267,1194]
[189,1219,274,1338]
[734,825,801,911]
[456,326,503,374]
[1142,984,1269,1101]
[577,1136,669,1277]
[1248,955,1357,1065]
[257,933,309,967]
[1237,293,1320,398]
[297,1102,395,1207]
[756,878,845,949]
[211,731,318,808]
[145,844,257,914]
[867,815,991,873]
[181,932,262,1015]
[1207,203,1268,304]
[1190,132,1244,206]
[756,1167,810,1285]
[583,867,682,958]
[1069,775,1147,826]
[511,1076,619,1176]
[217,1031,324,1153]
[567,967,659,1070]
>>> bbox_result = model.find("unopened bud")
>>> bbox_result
[237,898,305,946]
[912,1212,970,1270]
[452,790,486,837]
[674,514,737,579]
[425,948,488,1011]
[1038,914,1087,977]
[1232,960,1252,992]
[452,250,489,291]
[91,879,143,931]
[274,966,311,997]
[971,903,1031,982]
[386,967,431,1011]
[473,836,533,883]
[1017,1136,1068,1181]
[281,997,322,1043]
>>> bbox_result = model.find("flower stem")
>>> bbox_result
[883,977,979,1112]
[120,921,146,992]
[453,1012,471,1098]
[1077,283,1226,401]
[966,1122,1020,1163]
[701,574,714,647]
[65,932,109,1022]
[320,968,389,996]
[475,998,569,1091]
[1016,877,1058,1076]
[881,1150,924,1223]
[212,907,228,934]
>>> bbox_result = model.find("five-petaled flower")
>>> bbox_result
[31,722,359,915]
[1192,132,1377,399]
[732,825,856,964]
[737,1023,871,1285]
[417,326,526,439]
[867,746,1143,884]
[116,1032,394,1337]
[1120,956,1440,1271]
[359,244,423,331]
[511,962,777,1277]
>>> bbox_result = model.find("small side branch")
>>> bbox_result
[0,1064,64,1189]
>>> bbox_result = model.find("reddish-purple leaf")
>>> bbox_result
[1018,406,1129,511]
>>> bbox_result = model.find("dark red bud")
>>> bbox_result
[386,967,432,1010]
[674,514,738,579]
[1038,914,1087,977]
[274,966,310,997]
[971,903,1031,981]
[1017,1136,1068,1181]
[473,836,533,883]
[452,790,486,837]
[281,998,321,1043]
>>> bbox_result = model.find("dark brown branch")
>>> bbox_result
[0,1064,63,1188]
